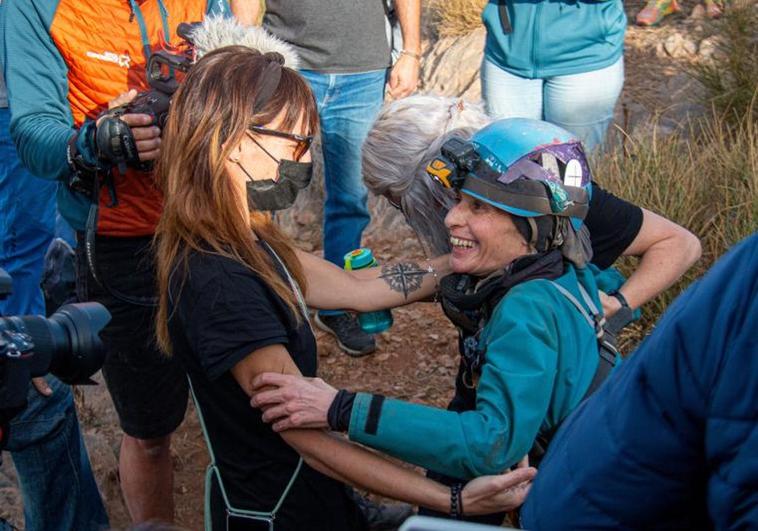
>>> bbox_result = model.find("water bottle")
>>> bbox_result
[344,248,394,334]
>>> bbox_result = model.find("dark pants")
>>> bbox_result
[75,234,187,439]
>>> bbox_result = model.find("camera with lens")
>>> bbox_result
[95,22,200,176]
[0,267,111,451]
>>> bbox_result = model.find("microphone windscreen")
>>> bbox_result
[190,16,300,69]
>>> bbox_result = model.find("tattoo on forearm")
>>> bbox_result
[379,262,428,300]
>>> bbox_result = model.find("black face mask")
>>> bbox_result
[241,159,313,212]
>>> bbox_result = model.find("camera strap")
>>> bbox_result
[84,177,158,308]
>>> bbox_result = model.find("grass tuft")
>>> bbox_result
[427,0,488,37]
[688,2,758,127]
[596,107,757,341]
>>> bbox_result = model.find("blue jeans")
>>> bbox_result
[480,57,624,151]
[1,107,108,531]
[299,69,386,316]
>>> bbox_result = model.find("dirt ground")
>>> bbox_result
[0,3,719,528]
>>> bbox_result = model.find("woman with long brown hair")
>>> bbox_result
[154,46,534,530]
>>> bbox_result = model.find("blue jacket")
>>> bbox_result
[482,0,626,79]
[348,263,624,479]
[521,233,758,530]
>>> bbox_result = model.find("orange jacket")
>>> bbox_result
[4,0,230,236]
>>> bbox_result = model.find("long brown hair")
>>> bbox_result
[154,46,318,354]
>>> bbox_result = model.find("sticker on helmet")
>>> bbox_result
[564,159,583,187]
[540,153,560,181]
[546,180,570,213]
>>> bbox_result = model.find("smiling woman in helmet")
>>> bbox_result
[251,118,631,525]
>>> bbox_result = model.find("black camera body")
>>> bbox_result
[0,267,110,450]
[96,22,199,176]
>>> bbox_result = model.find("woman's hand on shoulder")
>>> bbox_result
[250,372,337,431]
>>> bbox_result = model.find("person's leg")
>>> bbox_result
[543,57,625,152]
[300,69,386,356]
[119,434,175,522]
[302,69,385,272]
[75,235,187,523]
[480,57,543,120]
[0,107,108,531]
[0,107,56,317]
[6,376,109,531]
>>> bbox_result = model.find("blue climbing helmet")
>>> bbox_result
[426,118,593,263]
[426,118,592,230]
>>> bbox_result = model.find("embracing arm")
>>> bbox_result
[253,289,558,480]
[607,208,701,314]
[232,343,535,513]
[296,249,450,312]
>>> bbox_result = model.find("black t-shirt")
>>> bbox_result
[168,246,366,531]
[586,183,644,270]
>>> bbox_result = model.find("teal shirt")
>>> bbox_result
[0,0,230,231]
[348,264,625,479]
[482,0,626,79]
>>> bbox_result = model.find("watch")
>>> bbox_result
[608,290,630,309]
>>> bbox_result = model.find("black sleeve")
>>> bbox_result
[178,261,290,381]
[585,183,644,270]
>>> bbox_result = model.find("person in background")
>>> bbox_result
[1,0,231,524]
[0,69,108,531]
[480,0,626,151]
[636,0,723,26]
[521,232,757,529]
[233,0,421,357]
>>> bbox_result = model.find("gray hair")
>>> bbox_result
[362,94,492,256]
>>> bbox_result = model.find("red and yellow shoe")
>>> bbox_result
[636,0,681,26]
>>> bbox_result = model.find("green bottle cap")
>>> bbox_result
[344,248,375,270]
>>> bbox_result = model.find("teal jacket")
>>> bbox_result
[482,0,626,79]
[348,264,625,479]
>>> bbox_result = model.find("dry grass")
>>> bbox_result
[595,107,757,337]
[688,2,758,127]
[427,0,487,37]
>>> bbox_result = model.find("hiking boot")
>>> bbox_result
[350,491,414,531]
[315,313,376,357]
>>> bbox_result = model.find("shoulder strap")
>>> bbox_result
[262,241,312,331]
[548,281,604,337]
[548,280,617,395]
[188,376,302,526]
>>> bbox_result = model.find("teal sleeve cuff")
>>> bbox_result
[348,392,524,480]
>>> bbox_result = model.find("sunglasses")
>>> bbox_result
[248,125,314,162]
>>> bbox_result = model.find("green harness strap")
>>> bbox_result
[190,240,312,529]
[188,377,303,530]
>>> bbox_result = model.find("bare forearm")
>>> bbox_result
[231,0,261,25]
[395,0,421,54]
[619,210,701,309]
[299,250,450,311]
[620,237,701,308]
[284,430,449,510]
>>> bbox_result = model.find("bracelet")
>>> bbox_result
[425,258,440,301]
[400,49,421,61]
[450,483,464,519]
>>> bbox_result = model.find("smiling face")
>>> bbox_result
[444,192,531,276]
